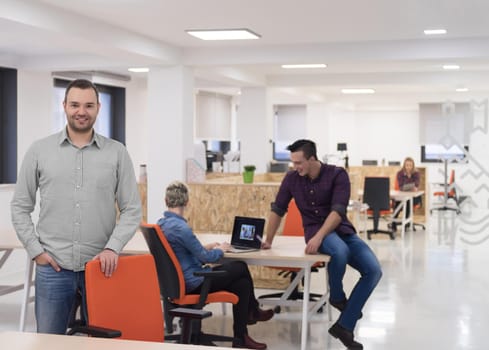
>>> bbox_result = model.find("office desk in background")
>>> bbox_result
[0,228,35,332]
[0,331,231,350]
[358,190,424,238]
[390,190,424,238]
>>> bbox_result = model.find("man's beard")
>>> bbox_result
[67,115,95,133]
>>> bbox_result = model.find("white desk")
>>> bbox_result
[359,189,424,239]
[127,232,330,350]
[390,190,424,238]
[0,331,231,350]
[0,228,24,295]
[0,229,35,331]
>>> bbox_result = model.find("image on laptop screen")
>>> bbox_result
[239,224,256,241]
[230,216,265,252]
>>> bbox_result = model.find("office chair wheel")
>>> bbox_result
[273,306,282,314]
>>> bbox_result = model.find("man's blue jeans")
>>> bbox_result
[35,264,86,334]
[319,232,382,331]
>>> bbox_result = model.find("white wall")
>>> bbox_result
[4,70,489,224]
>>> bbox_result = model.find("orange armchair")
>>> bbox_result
[68,254,207,343]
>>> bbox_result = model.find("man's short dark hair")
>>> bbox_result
[287,139,318,160]
[64,79,99,103]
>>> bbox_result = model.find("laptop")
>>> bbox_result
[228,216,265,253]
[401,182,415,191]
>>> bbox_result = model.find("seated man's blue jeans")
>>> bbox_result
[319,232,382,331]
[35,264,86,334]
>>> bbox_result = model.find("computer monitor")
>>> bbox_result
[273,141,290,161]
[421,144,469,163]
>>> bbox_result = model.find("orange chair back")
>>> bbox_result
[84,254,164,342]
[282,199,304,236]
[434,169,456,197]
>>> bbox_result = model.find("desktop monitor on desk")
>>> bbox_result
[421,144,469,163]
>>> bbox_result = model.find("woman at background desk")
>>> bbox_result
[391,157,421,231]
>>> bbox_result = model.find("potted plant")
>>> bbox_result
[242,165,256,184]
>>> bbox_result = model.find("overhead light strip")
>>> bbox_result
[281,64,327,69]
[185,28,260,40]
[128,67,149,73]
[424,29,447,35]
[341,88,375,94]
[443,64,460,70]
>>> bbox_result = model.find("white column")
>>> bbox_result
[237,87,271,173]
[146,66,194,223]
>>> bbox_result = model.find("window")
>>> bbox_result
[53,79,126,144]
[195,91,232,139]
[273,104,306,161]
[0,67,17,183]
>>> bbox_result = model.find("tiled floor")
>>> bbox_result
[1,210,488,349]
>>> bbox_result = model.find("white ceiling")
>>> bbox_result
[4,0,489,98]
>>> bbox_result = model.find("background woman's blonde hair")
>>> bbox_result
[165,181,189,208]
[402,157,416,173]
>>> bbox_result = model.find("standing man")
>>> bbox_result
[263,139,382,350]
[11,79,142,334]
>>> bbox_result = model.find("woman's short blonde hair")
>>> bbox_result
[165,181,189,208]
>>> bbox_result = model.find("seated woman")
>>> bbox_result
[157,181,273,350]
[391,157,421,231]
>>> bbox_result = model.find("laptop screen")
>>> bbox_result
[230,216,265,249]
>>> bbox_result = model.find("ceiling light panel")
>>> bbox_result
[443,64,460,70]
[281,64,327,69]
[186,29,260,40]
[128,67,149,73]
[424,29,447,35]
[341,88,375,94]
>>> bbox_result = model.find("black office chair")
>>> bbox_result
[364,177,395,240]
[140,223,238,346]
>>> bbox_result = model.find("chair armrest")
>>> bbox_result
[169,307,212,320]
[69,325,122,338]
[193,270,229,308]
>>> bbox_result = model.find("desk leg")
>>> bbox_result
[300,265,311,350]
[400,200,406,239]
[19,257,34,332]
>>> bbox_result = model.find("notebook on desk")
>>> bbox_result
[228,216,265,253]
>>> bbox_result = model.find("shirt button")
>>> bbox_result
[310,190,314,194]
[76,203,80,207]
[315,210,319,214]
[76,185,80,189]
[311,202,315,205]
